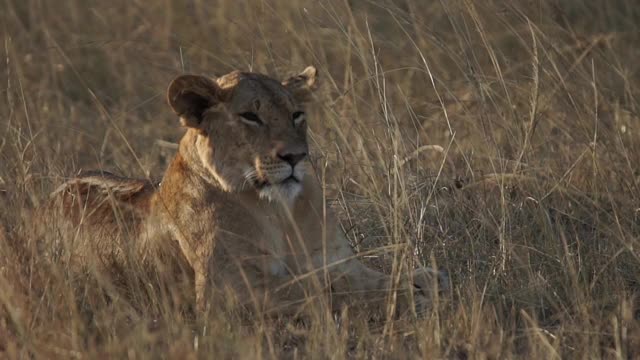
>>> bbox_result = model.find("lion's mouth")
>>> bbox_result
[281,175,300,184]
[253,175,299,189]
[254,179,269,189]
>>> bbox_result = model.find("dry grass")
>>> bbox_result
[2,0,640,358]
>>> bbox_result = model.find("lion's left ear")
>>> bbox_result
[282,66,318,104]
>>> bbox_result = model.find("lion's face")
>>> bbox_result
[167,67,318,202]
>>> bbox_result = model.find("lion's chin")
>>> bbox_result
[258,179,302,205]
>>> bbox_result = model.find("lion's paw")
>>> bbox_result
[411,267,449,314]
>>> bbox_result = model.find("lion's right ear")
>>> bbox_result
[167,75,220,128]
[282,66,318,104]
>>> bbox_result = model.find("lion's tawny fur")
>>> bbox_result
[48,66,442,316]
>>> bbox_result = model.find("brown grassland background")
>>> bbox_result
[2,0,640,358]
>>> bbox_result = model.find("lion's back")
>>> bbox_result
[44,171,157,271]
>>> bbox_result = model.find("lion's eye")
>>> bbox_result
[292,111,305,127]
[239,112,263,126]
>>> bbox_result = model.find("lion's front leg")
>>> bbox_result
[170,228,215,316]
[193,261,210,315]
[313,232,444,315]
[329,258,443,316]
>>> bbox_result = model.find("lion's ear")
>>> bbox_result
[282,66,318,104]
[167,75,220,128]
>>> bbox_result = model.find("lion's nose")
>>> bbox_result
[277,152,307,167]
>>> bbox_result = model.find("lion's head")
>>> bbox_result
[167,66,318,202]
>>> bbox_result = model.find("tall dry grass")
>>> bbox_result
[1,0,640,358]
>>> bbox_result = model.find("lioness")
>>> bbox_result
[51,66,445,316]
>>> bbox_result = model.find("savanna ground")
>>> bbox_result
[1,0,640,358]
